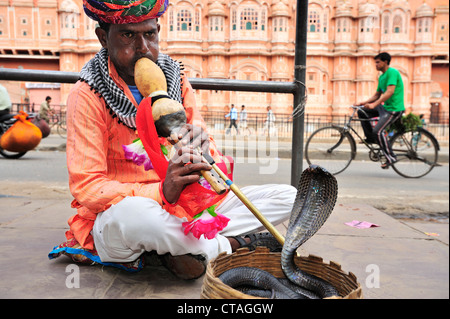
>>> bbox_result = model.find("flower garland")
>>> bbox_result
[122,138,154,170]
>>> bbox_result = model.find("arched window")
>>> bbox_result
[210,16,223,32]
[240,8,258,31]
[261,8,266,31]
[272,17,288,42]
[177,9,192,31]
[169,9,174,32]
[383,14,389,34]
[195,9,200,32]
[309,11,320,32]
[231,8,237,31]
[392,14,402,33]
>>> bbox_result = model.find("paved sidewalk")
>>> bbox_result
[0,193,447,299]
[1,134,447,299]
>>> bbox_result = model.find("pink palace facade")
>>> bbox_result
[0,0,449,120]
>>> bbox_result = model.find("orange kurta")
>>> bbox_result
[65,59,222,250]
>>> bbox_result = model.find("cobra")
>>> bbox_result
[219,165,339,299]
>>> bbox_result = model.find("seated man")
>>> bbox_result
[49,0,296,280]
[356,52,405,169]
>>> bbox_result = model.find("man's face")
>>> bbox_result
[375,59,388,72]
[96,19,160,86]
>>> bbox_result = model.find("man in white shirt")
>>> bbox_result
[0,84,12,117]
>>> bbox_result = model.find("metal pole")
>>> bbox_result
[0,68,296,94]
[291,0,309,187]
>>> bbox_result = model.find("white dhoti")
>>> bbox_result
[92,184,297,263]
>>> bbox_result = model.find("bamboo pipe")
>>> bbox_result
[203,153,286,246]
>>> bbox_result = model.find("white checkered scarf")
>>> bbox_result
[79,48,183,129]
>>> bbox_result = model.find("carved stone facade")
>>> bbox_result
[0,0,448,118]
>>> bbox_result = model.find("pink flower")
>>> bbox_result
[198,177,212,190]
[182,210,230,240]
[122,139,153,171]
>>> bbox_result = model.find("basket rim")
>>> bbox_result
[201,247,363,299]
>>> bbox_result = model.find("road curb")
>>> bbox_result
[35,142,449,163]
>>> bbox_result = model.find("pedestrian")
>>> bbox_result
[264,106,276,136]
[239,105,247,128]
[38,96,53,124]
[355,52,405,169]
[0,84,11,117]
[225,104,239,135]
[49,0,296,280]
[238,104,248,135]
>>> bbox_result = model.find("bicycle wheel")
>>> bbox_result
[0,146,27,159]
[57,122,67,138]
[305,126,356,175]
[390,128,438,178]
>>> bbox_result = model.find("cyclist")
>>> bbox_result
[38,96,54,124]
[355,52,405,169]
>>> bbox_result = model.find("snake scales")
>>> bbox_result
[219,165,339,299]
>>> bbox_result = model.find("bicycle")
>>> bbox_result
[304,105,440,178]
[49,111,67,138]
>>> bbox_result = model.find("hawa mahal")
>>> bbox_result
[0,0,448,119]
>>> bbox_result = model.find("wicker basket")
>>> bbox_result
[201,247,362,299]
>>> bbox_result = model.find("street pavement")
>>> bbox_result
[0,134,448,300]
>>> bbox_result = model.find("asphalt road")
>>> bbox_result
[1,149,448,221]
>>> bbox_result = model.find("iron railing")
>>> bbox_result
[10,102,449,141]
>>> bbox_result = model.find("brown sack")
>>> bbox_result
[0,111,42,152]
[32,116,51,138]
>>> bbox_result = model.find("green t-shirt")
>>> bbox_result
[377,67,405,112]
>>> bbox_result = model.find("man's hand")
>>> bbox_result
[163,124,211,204]
[168,124,210,156]
[364,102,377,110]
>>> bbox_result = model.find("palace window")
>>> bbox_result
[337,18,350,33]
[392,14,403,33]
[383,14,389,34]
[261,9,266,31]
[309,10,320,32]
[437,22,448,43]
[177,9,192,31]
[231,8,237,31]
[272,16,288,42]
[240,8,258,31]
[210,16,224,32]
[195,10,200,32]
[169,9,174,31]
[416,17,432,43]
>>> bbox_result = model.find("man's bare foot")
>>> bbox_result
[227,237,251,252]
